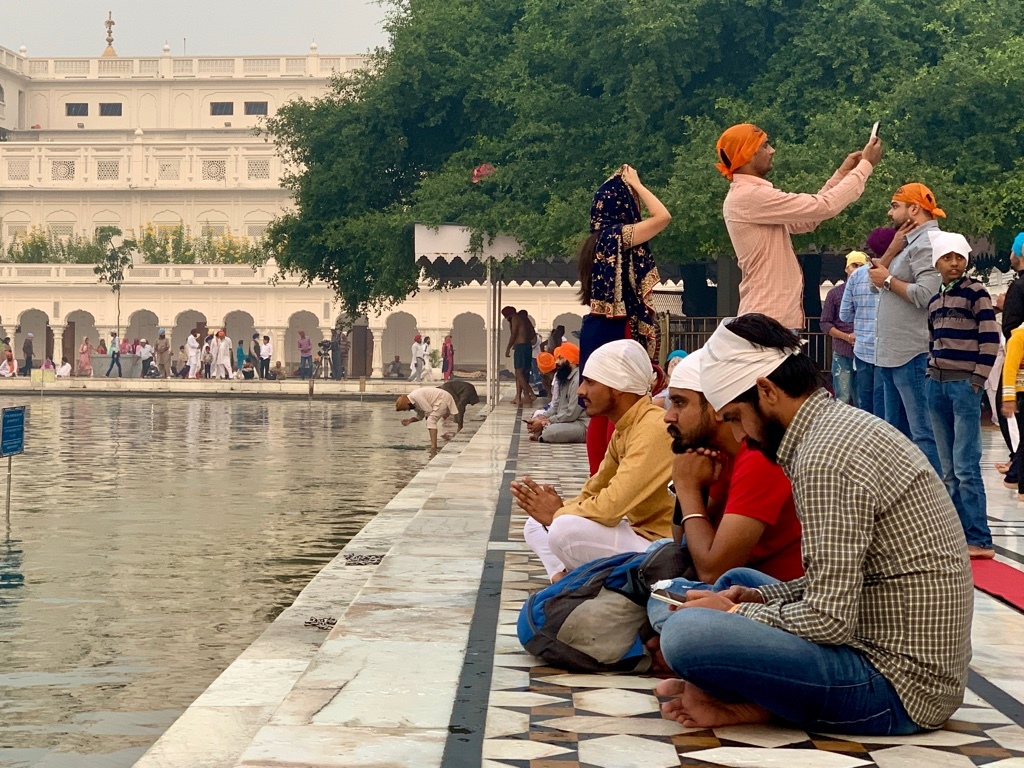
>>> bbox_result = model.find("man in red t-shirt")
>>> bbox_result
[650,349,803,632]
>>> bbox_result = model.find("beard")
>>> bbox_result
[745,403,787,464]
[667,409,713,455]
[555,362,572,383]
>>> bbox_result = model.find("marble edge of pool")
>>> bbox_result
[133,403,515,768]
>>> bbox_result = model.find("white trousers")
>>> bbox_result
[214,362,232,379]
[523,515,651,579]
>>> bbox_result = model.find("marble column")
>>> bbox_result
[269,327,287,370]
[50,325,64,366]
[370,327,384,378]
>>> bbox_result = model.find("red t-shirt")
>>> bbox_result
[707,442,804,582]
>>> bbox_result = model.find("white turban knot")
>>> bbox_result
[700,319,800,411]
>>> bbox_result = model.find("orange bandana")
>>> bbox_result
[892,183,946,218]
[537,352,556,374]
[715,124,767,180]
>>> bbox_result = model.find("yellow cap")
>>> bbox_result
[846,251,868,268]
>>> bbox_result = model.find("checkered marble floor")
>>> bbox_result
[481,426,1024,768]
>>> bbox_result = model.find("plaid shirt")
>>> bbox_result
[734,391,973,729]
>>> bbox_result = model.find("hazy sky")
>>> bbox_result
[0,0,391,57]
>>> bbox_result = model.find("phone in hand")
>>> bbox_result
[650,589,688,608]
[870,121,880,140]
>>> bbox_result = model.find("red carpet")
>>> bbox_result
[972,559,1024,610]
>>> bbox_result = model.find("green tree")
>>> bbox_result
[93,227,134,335]
[264,0,1024,314]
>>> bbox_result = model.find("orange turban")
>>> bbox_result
[554,343,580,366]
[537,352,556,374]
[892,183,946,218]
[715,124,767,180]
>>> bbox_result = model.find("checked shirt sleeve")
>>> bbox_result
[734,465,873,645]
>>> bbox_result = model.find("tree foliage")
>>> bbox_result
[264,0,1024,315]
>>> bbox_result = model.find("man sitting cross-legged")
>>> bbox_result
[513,339,674,582]
[655,313,972,736]
[647,348,803,634]
[525,343,589,444]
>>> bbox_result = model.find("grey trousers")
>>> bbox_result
[540,421,588,444]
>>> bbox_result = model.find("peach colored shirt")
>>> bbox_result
[723,159,874,329]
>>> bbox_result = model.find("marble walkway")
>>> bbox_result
[135,402,1024,768]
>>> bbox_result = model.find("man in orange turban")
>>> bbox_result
[525,342,587,444]
[716,123,883,331]
[865,182,946,476]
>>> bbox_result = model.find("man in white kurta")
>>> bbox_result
[185,331,201,378]
[212,331,233,379]
[396,386,459,453]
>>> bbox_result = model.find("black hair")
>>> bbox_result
[725,314,823,402]
[576,232,599,306]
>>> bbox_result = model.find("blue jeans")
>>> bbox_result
[831,353,855,405]
[658,568,921,736]
[878,354,942,476]
[105,352,122,377]
[926,378,992,548]
[648,567,776,634]
[300,355,313,379]
[853,355,885,417]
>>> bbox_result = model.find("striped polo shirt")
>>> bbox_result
[926,275,999,388]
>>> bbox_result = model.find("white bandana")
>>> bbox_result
[700,319,799,411]
[669,348,705,393]
[928,231,971,267]
[583,339,655,395]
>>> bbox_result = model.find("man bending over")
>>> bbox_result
[656,314,972,736]
[512,339,674,581]
[396,386,459,454]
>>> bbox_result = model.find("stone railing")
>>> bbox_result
[12,54,366,80]
[0,261,284,284]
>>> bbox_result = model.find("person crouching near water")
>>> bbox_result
[655,313,971,738]
[396,387,460,454]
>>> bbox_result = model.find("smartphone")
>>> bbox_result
[870,121,880,140]
[650,589,688,608]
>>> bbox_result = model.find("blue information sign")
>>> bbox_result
[1,407,26,457]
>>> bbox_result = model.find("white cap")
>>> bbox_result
[928,231,971,267]
[669,348,705,393]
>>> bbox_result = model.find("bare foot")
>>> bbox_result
[968,545,995,560]
[656,679,771,728]
[511,398,520,405]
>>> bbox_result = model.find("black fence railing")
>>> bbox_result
[662,314,832,373]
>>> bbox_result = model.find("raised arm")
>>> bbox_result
[620,166,671,247]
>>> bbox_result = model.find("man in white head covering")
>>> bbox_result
[655,313,972,740]
[511,339,675,580]
[646,349,801,635]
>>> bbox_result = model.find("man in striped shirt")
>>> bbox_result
[926,231,997,558]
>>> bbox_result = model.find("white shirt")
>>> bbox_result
[56,362,72,378]
[0,360,16,377]
[408,386,458,429]
[260,342,273,360]
[140,344,154,361]
[411,341,425,361]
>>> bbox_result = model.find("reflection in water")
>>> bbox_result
[0,396,429,767]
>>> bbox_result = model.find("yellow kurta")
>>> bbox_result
[554,397,675,540]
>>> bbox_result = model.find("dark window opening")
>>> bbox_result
[244,101,269,116]
[99,103,123,117]
[65,103,89,117]
[210,102,234,116]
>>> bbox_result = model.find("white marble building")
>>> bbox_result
[0,22,364,246]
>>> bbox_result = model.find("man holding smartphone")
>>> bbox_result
[716,123,882,332]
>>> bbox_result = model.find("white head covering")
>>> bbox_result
[700,319,800,411]
[583,339,655,395]
[669,348,705,393]
[928,231,971,267]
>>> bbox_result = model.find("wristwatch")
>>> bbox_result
[883,275,894,291]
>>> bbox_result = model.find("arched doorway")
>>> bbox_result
[285,311,323,368]
[172,310,207,352]
[223,310,257,363]
[451,312,486,371]
[126,309,161,348]
[16,308,50,370]
[549,312,584,349]
[382,311,417,371]
[64,310,100,373]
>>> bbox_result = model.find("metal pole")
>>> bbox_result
[5,455,11,522]
[485,260,493,412]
